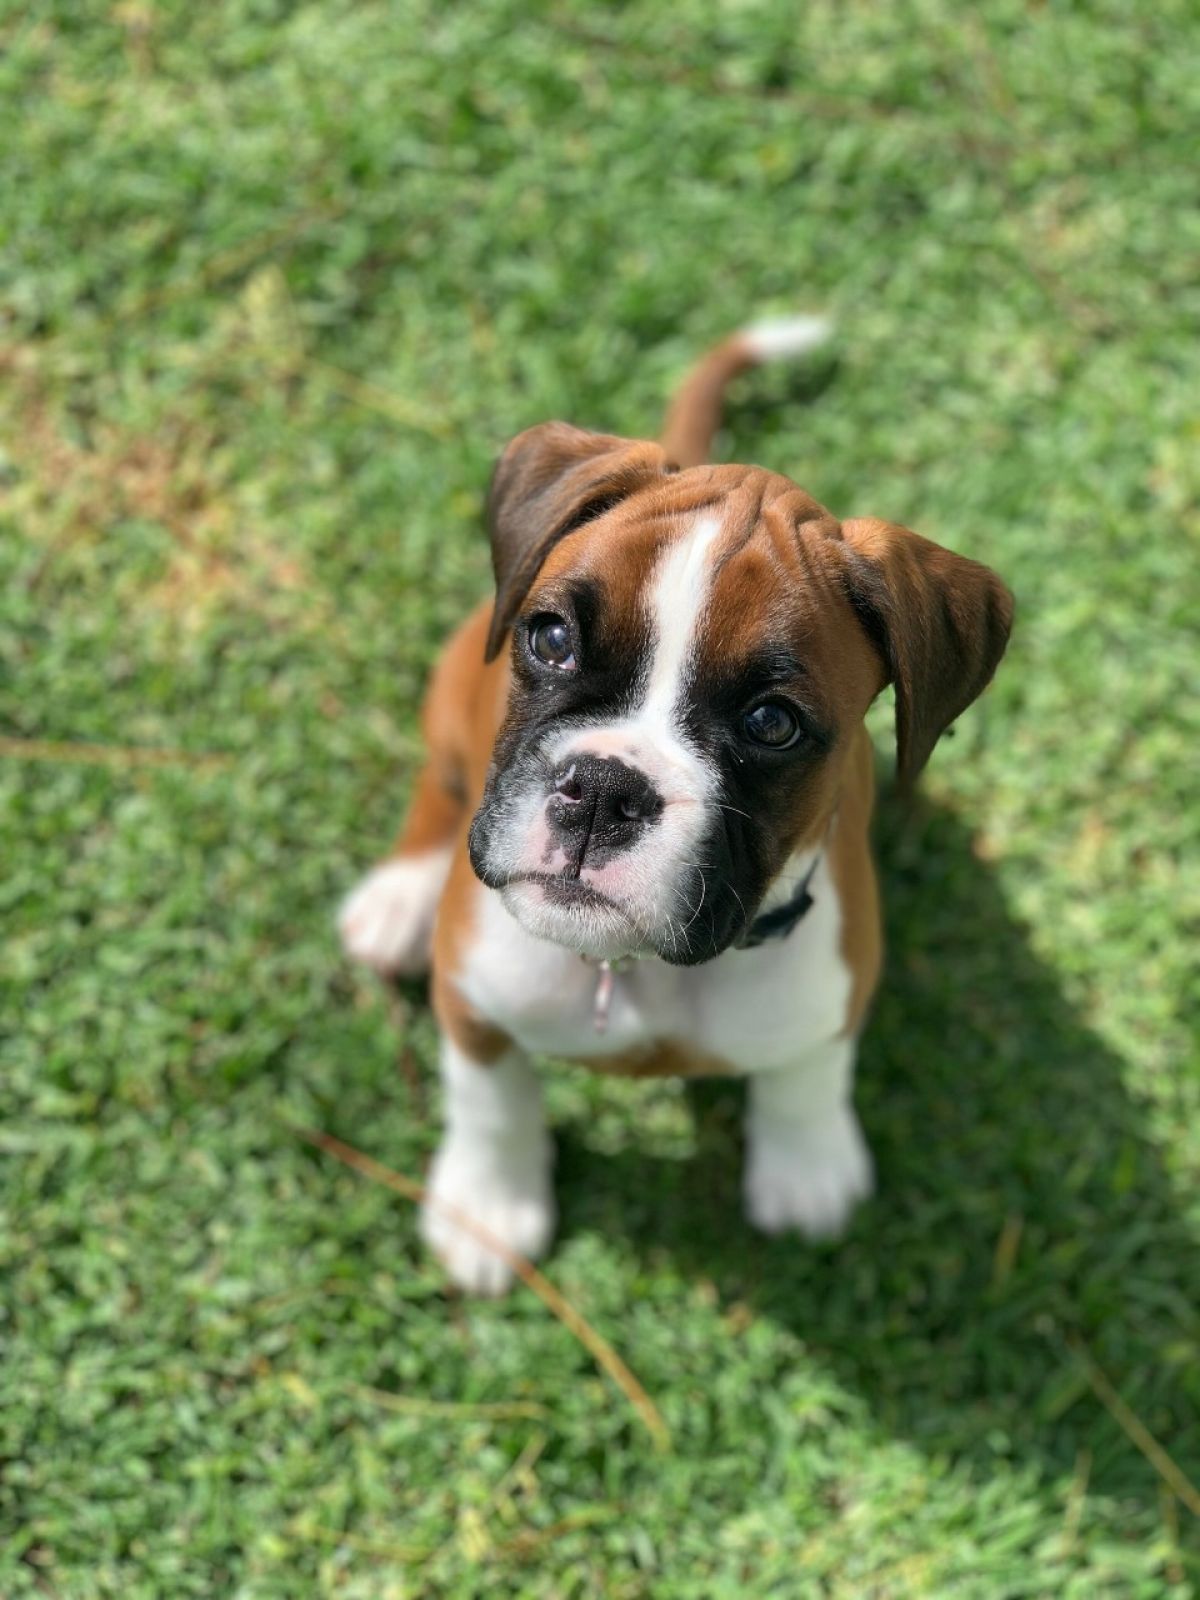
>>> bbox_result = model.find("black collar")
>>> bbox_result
[743,849,822,946]
[742,804,840,948]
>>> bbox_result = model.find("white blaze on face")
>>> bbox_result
[543,511,725,782]
[638,513,725,738]
[501,511,730,959]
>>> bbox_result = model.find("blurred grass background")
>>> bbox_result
[2,2,1198,1595]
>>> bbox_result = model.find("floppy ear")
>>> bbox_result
[484,422,672,661]
[839,517,1014,785]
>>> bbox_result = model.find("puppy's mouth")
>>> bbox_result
[495,869,649,961]
[503,871,626,915]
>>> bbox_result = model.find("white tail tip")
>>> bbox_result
[741,313,834,363]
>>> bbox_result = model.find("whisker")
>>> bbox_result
[680,862,708,934]
[725,880,749,933]
[714,801,753,823]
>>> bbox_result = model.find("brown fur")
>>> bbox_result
[659,334,761,469]
[828,726,883,1036]
[398,601,515,1062]
[378,342,1010,1074]
[394,506,889,1075]
[572,1037,735,1080]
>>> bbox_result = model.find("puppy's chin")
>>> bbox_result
[500,880,647,962]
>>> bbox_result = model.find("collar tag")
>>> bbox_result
[586,954,640,1032]
[592,960,617,1034]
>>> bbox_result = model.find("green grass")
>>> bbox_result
[2,1,1198,1594]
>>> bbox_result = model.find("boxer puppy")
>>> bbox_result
[340,319,1013,1293]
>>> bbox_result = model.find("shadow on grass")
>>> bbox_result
[725,353,843,434]
[554,787,1199,1524]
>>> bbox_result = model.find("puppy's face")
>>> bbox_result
[468,429,1012,965]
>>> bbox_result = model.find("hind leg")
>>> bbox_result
[339,605,491,976]
[338,758,460,975]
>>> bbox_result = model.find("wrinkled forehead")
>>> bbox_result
[529,466,868,694]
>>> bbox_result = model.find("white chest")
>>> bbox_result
[454,862,853,1074]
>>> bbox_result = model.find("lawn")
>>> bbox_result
[2,1,1198,1594]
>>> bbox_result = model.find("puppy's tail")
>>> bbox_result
[660,314,834,469]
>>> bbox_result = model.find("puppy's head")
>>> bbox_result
[468,424,1013,965]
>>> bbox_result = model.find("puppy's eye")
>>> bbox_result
[743,699,802,750]
[528,614,576,670]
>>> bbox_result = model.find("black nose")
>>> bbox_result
[545,755,663,869]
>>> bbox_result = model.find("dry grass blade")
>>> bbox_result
[494,1505,618,1557]
[1069,1336,1200,1517]
[346,1382,549,1422]
[0,737,230,770]
[1058,1448,1091,1555]
[287,1519,431,1564]
[307,360,453,439]
[114,202,344,321]
[991,1212,1023,1286]
[294,1124,671,1451]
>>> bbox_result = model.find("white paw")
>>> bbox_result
[744,1107,873,1240]
[421,1137,556,1296]
[337,851,451,976]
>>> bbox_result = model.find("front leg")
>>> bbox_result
[421,1038,555,1295]
[743,1036,873,1240]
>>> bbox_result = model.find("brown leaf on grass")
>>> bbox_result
[0,736,229,771]
[1069,1336,1200,1518]
[294,1124,671,1451]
